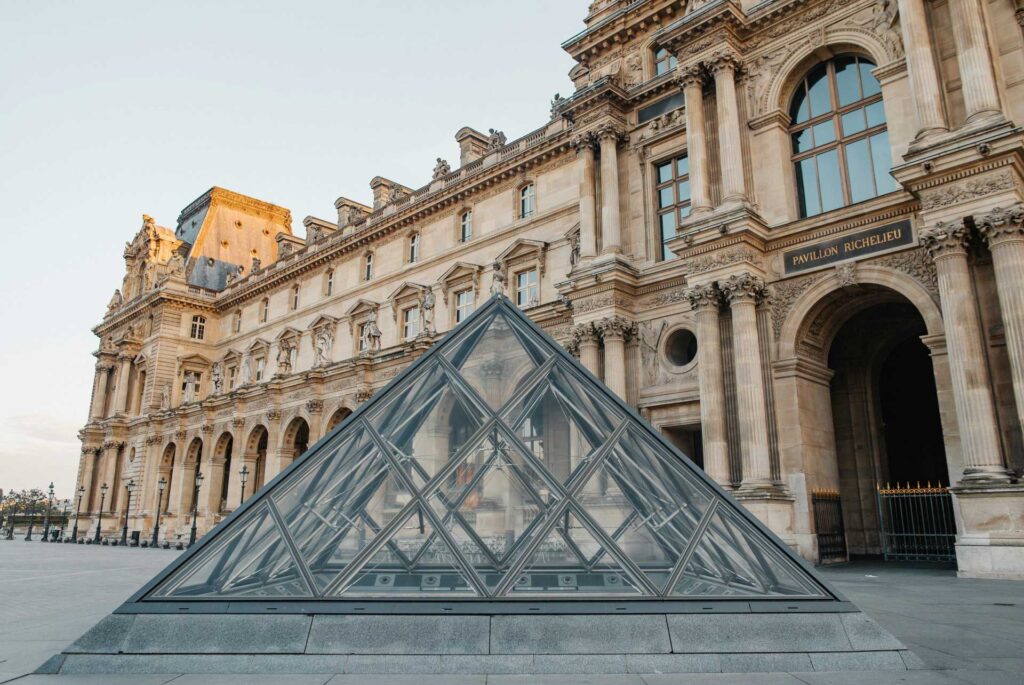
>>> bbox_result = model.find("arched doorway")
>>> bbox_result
[158,443,176,515]
[185,437,203,516]
[282,417,310,463]
[213,432,234,513]
[246,425,269,492]
[325,407,352,433]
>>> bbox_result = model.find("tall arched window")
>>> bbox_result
[408,232,420,263]
[520,183,536,219]
[363,252,374,281]
[460,210,473,242]
[789,55,897,218]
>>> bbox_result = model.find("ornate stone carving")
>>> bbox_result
[872,247,939,296]
[919,220,970,257]
[106,289,123,313]
[678,246,761,275]
[486,129,507,150]
[231,417,245,428]
[596,315,636,341]
[835,263,858,288]
[420,288,436,336]
[638,320,667,385]
[489,261,507,296]
[919,171,1016,210]
[250,256,262,274]
[354,387,374,403]
[306,399,323,414]
[201,424,214,434]
[182,371,198,404]
[685,283,723,312]
[676,64,705,90]
[211,362,224,395]
[266,408,281,421]
[432,158,451,180]
[174,429,187,441]
[977,204,1024,245]
[641,287,690,309]
[145,435,161,445]
[769,274,824,339]
[313,325,334,367]
[276,338,296,376]
[550,92,567,118]
[361,309,382,353]
[706,50,742,77]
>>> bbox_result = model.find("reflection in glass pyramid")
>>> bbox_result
[142,295,833,603]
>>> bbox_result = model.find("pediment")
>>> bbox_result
[247,338,271,353]
[178,353,212,367]
[496,238,547,264]
[275,326,303,341]
[345,299,379,319]
[308,314,338,331]
[437,261,483,285]
[220,349,242,363]
[386,281,428,305]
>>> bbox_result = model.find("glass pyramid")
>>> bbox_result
[138,296,834,604]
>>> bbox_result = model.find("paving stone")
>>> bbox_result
[488,676,646,685]
[788,670,968,684]
[490,615,671,654]
[326,677,485,685]
[533,654,628,673]
[13,676,181,685]
[839,612,905,650]
[900,650,929,670]
[640,675,806,685]
[624,653,720,673]
[808,650,907,671]
[247,655,347,673]
[121,614,312,654]
[343,654,442,673]
[60,654,252,674]
[667,614,853,653]
[64,614,135,654]
[306,615,488,654]
[435,654,533,674]
[171,676,333,685]
[718,652,814,673]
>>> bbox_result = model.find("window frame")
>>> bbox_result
[363,252,374,281]
[408,232,420,264]
[654,47,677,77]
[190,315,206,340]
[259,298,269,323]
[232,310,241,334]
[515,268,539,308]
[290,284,300,311]
[653,155,691,261]
[460,210,473,243]
[402,306,420,340]
[454,288,475,324]
[325,269,334,296]
[519,183,536,219]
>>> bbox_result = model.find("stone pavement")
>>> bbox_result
[1,540,1022,684]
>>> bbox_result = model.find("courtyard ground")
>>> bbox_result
[0,539,1021,684]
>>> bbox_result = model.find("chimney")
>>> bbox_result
[455,127,490,166]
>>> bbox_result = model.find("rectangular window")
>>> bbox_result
[520,184,535,219]
[190,315,206,340]
[654,155,691,261]
[255,357,265,382]
[460,211,472,242]
[515,269,539,308]
[403,307,420,340]
[358,323,368,351]
[232,312,241,334]
[291,286,300,310]
[260,300,269,323]
[227,366,237,389]
[654,47,677,76]
[326,271,334,296]
[455,289,475,323]
[409,234,420,263]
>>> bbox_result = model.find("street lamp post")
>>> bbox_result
[239,465,250,506]
[40,482,55,542]
[151,477,166,548]
[93,483,108,544]
[120,479,135,546]
[5,500,15,540]
[24,497,36,541]
[188,471,204,547]
[71,486,84,541]
[58,499,70,540]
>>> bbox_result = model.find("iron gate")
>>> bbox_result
[876,483,956,562]
[811,489,847,564]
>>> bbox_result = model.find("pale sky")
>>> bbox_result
[0,0,583,498]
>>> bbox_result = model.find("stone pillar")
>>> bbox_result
[722,273,773,490]
[687,284,730,486]
[79,448,98,512]
[920,221,1009,482]
[89,365,111,420]
[574,323,602,378]
[679,66,712,214]
[708,52,747,205]
[948,0,1002,122]
[598,317,633,400]
[574,133,598,262]
[111,355,132,415]
[978,206,1024,442]
[597,125,623,254]
[897,0,949,135]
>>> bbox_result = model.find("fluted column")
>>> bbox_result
[708,52,747,205]
[722,274,773,490]
[79,448,98,512]
[597,125,623,254]
[948,0,1002,122]
[687,284,730,486]
[89,364,112,420]
[574,133,598,262]
[574,323,601,378]
[679,66,712,214]
[598,317,633,400]
[897,0,949,135]
[111,355,132,415]
[920,221,1009,483]
[978,206,1024,448]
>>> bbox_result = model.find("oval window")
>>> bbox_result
[665,329,698,367]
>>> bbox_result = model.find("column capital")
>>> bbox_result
[920,220,970,258]
[977,205,1024,246]
[706,50,742,77]
[596,315,636,341]
[570,321,600,347]
[675,64,706,90]
[721,273,768,306]
[686,283,724,312]
[570,131,598,153]
[595,123,627,144]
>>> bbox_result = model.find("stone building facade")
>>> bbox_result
[78,0,1024,578]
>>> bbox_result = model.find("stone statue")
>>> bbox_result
[550,93,566,118]
[106,289,123,313]
[160,382,171,410]
[569,231,581,267]
[432,158,451,180]
[250,256,262,274]
[182,371,197,404]
[418,289,435,336]
[276,340,294,375]
[490,262,506,296]
[314,327,334,366]
[388,186,405,202]
[362,310,382,352]
[212,362,224,395]
[639,321,667,385]
[486,128,507,150]
[240,356,252,385]
[167,252,186,277]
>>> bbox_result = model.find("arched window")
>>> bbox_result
[325,269,334,296]
[520,183,536,219]
[363,252,374,281]
[290,284,300,310]
[460,210,473,242]
[260,298,269,323]
[790,55,896,218]
[654,47,677,76]
[190,315,206,340]
[408,233,420,263]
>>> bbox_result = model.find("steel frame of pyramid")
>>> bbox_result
[117,295,845,614]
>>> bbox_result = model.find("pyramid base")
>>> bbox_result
[46,610,918,675]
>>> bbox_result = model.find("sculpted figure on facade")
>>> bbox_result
[490,262,507,296]
[313,326,334,367]
[276,339,295,376]
[211,362,224,395]
[182,371,198,404]
[250,256,262,274]
[362,310,382,353]
[420,288,436,335]
[106,289,123,313]
[160,382,170,410]
[167,252,186,277]
[638,320,667,385]
[432,158,451,180]
[240,356,252,385]
[486,129,507,150]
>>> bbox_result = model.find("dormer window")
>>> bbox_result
[460,211,473,242]
[408,233,420,263]
[520,183,536,219]
[190,315,206,340]
[654,47,677,76]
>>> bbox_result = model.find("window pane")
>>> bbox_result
[817,149,844,212]
[659,186,674,208]
[796,157,821,217]
[812,120,836,146]
[807,63,831,118]
[675,156,689,177]
[834,56,861,107]
[845,138,875,203]
[841,108,866,136]
[677,179,690,202]
[657,163,673,184]
[677,205,691,221]
[865,100,885,128]
[790,84,810,124]
[792,127,814,154]
[660,212,676,242]
[860,60,881,98]
[870,131,897,194]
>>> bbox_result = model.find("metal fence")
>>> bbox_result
[811,489,848,564]
[876,483,956,562]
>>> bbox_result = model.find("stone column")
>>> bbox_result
[79,448,98,512]
[597,125,623,255]
[679,65,712,214]
[111,355,132,415]
[598,316,633,400]
[722,274,773,490]
[978,206,1024,446]
[948,0,1002,122]
[708,52,747,205]
[920,221,1009,482]
[574,133,598,261]
[687,284,730,486]
[89,365,111,420]
[897,0,949,135]
[574,323,602,378]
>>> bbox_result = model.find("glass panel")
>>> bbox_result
[672,506,825,597]
[151,503,311,598]
[845,138,875,203]
[795,157,821,217]
[834,56,861,107]
[816,149,844,212]
[865,100,885,128]
[675,156,689,177]
[860,59,881,98]
[659,186,674,208]
[870,131,898,194]
[445,310,547,412]
[806,63,831,118]
[657,162,673,184]
[660,211,676,241]
[812,120,836,146]
[841,108,866,136]
[677,179,690,202]
[789,83,809,124]
[792,127,814,154]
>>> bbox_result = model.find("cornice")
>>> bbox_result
[562,0,689,64]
